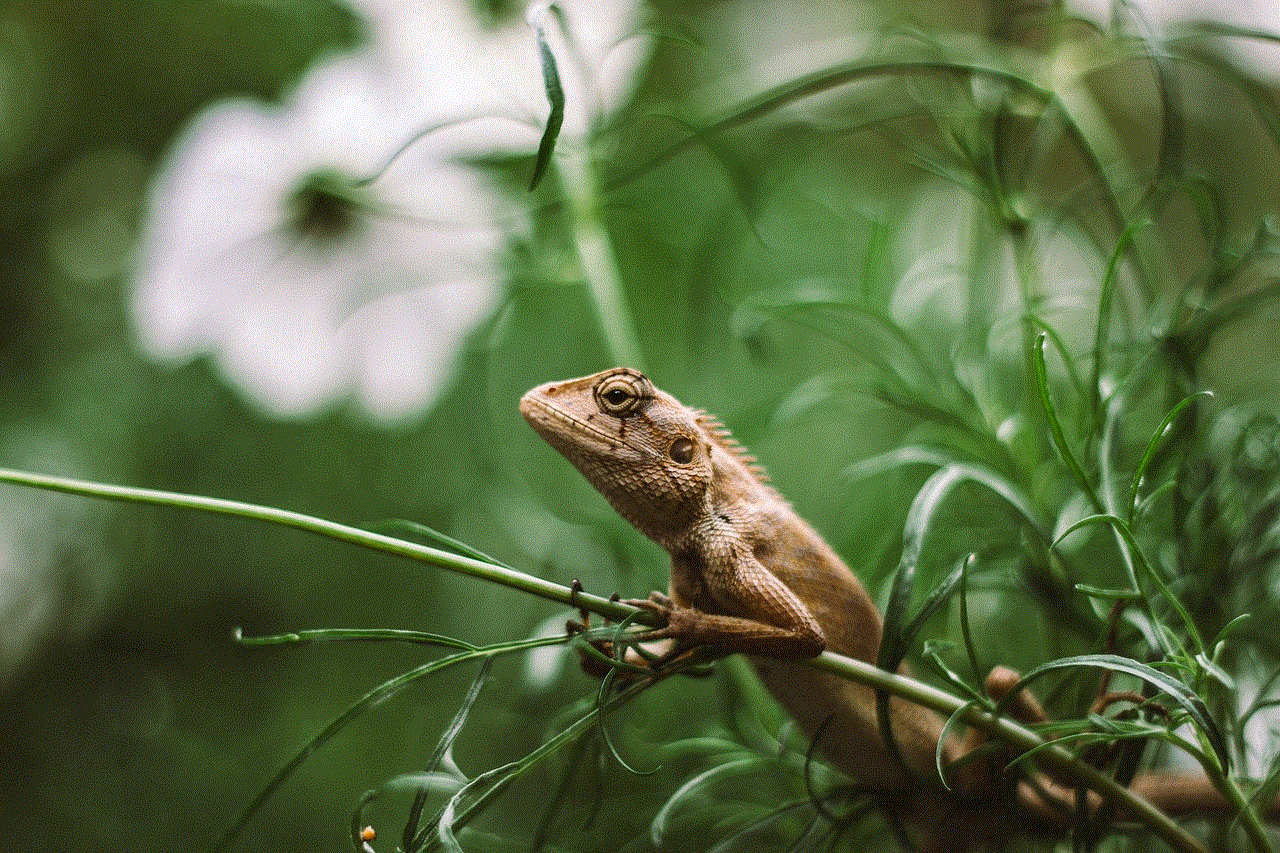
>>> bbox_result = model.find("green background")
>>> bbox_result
[3,2,1280,851]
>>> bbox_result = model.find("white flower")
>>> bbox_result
[132,0,650,420]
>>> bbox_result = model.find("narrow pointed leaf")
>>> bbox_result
[407,658,494,852]
[528,22,564,191]
[651,758,766,848]
[1033,334,1102,512]
[997,653,1229,774]
[1126,391,1212,523]
[370,519,511,569]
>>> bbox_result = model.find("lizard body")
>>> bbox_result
[519,366,1259,844]
[520,366,948,789]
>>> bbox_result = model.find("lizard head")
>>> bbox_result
[520,367,714,540]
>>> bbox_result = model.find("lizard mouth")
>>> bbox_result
[519,391,642,456]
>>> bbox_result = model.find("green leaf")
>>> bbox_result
[1126,391,1213,523]
[528,18,564,191]
[216,649,477,853]
[958,554,981,687]
[1211,613,1251,652]
[436,761,521,853]
[880,463,1043,673]
[215,636,561,853]
[419,679,657,851]
[1194,653,1236,693]
[350,789,377,853]
[1072,584,1141,601]
[406,658,494,852]
[1091,218,1151,415]
[651,758,768,848]
[233,627,478,650]
[1023,314,1086,401]
[843,445,954,483]
[1032,333,1102,512]
[1054,513,1204,656]
[706,798,830,853]
[899,557,970,658]
[998,653,1230,774]
[877,465,1041,780]
[588,611,662,777]
[368,519,511,569]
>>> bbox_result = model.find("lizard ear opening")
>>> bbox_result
[667,436,696,464]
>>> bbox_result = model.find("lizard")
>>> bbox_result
[519,366,1257,846]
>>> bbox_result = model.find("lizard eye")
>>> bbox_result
[668,436,696,464]
[593,371,653,417]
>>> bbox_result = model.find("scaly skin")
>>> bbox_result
[520,366,1262,844]
[520,366,949,789]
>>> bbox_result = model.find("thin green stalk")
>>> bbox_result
[0,468,645,626]
[0,468,1224,852]
[1218,771,1277,853]
[808,651,1209,853]
[535,6,643,371]
[558,143,645,370]
[419,678,656,852]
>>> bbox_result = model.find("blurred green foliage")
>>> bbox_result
[4,1,1280,852]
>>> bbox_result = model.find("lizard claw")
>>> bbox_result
[622,590,674,617]
[573,588,706,675]
[622,591,697,647]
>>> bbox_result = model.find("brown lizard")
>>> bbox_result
[519,366,1254,846]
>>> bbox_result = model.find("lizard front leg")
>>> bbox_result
[626,551,826,663]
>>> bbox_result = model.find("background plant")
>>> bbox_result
[3,1,1280,851]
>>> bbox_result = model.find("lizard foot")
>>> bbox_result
[622,591,683,639]
[621,592,706,662]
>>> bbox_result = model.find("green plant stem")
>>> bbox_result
[558,141,645,370]
[808,651,1209,853]
[0,468,1219,852]
[1221,770,1278,853]
[0,467,645,625]
[419,678,656,852]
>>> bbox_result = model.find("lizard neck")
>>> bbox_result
[644,447,770,553]
[609,490,709,550]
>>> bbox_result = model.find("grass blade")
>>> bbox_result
[1024,314,1087,401]
[368,519,512,569]
[1090,218,1151,414]
[1054,513,1204,656]
[216,636,560,852]
[406,658,494,852]
[650,757,766,848]
[436,761,521,853]
[419,679,655,852]
[998,653,1229,774]
[0,468,646,625]
[234,627,477,650]
[527,15,564,191]
[216,651,472,853]
[350,789,378,852]
[1126,391,1213,523]
[1032,334,1103,512]
[899,555,969,657]
[878,464,1042,780]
